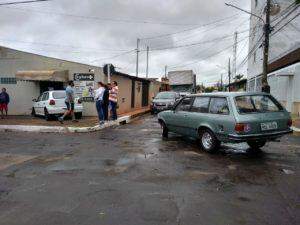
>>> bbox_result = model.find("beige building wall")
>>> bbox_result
[0,47,104,116]
[110,74,132,115]
[149,81,161,104]
[0,46,155,117]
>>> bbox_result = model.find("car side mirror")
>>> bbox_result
[32,98,37,102]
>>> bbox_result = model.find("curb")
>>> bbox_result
[0,110,147,133]
[291,126,300,134]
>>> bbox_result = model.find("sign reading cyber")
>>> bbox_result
[74,73,95,102]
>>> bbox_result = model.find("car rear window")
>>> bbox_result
[52,92,66,99]
[235,95,283,114]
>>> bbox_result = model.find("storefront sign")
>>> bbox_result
[74,73,95,102]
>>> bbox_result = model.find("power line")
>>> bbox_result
[2,5,236,27]
[271,12,300,36]
[0,0,50,6]
[90,49,136,63]
[168,35,250,70]
[140,14,240,40]
[236,34,264,71]
[146,32,249,52]
[271,2,297,24]
[0,38,132,52]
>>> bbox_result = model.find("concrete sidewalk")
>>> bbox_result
[292,116,300,134]
[0,107,150,133]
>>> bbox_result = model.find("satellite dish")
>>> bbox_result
[270,3,281,16]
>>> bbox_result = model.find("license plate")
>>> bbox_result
[261,122,278,131]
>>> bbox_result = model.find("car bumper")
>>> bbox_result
[228,129,293,141]
[47,106,83,115]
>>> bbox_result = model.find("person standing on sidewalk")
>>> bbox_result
[109,81,118,120]
[102,83,110,121]
[0,88,10,119]
[94,82,105,124]
[58,81,77,124]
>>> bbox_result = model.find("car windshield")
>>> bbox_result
[235,95,283,114]
[52,91,66,99]
[155,92,176,99]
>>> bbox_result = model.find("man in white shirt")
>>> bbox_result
[95,82,105,124]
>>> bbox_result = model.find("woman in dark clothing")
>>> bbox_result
[102,84,110,121]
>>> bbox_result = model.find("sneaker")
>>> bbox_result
[72,119,79,123]
[99,121,105,125]
[58,117,63,124]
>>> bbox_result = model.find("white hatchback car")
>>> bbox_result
[32,90,83,120]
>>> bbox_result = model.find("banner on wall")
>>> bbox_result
[73,73,95,102]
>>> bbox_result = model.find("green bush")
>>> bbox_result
[296,0,300,4]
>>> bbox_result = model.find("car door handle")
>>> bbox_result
[184,114,188,117]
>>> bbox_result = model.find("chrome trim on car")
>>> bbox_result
[228,129,293,141]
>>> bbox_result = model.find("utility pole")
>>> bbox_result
[225,1,271,93]
[233,31,238,79]
[136,38,140,77]
[164,65,168,78]
[107,63,111,83]
[146,46,149,78]
[262,0,271,93]
[228,58,231,92]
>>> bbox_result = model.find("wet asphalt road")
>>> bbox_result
[0,115,299,225]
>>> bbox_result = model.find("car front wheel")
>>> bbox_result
[75,112,82,119]
[247,140,266,150]
[160,121,168,138]
[31,107,36,117]
[199,129,220,153]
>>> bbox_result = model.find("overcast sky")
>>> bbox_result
[0,0,251,85]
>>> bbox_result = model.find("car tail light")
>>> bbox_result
[49,99,55,105]
[287,119,292,127]
[235,123,251,133]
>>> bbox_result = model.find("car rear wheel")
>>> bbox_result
[44,108,51,121]
[160,121,168,138]
[247,140,266,150]
[199,129,220,153]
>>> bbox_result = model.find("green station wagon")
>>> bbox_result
[157,92,293,153]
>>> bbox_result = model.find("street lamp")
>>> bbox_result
[225,1,271,93]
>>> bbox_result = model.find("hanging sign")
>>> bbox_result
[73,73,95,102]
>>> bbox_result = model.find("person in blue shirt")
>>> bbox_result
[58,81,77,124]
[0,88,10,119]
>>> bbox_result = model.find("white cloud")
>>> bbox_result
[0,0,251,85]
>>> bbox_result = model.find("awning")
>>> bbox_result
[16,70,69,82]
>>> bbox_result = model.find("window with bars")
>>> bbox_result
[0,77,17,84]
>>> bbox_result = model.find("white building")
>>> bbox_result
[247,0,300,114]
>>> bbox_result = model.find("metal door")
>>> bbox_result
[142,82,149,107]
[131,80,135,108]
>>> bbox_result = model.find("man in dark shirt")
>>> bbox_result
[102,84,110,121]
[0,88,10,119]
